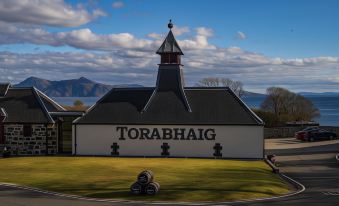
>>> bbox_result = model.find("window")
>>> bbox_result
[161,54,170,64]
[0,123,4,144]
[170,54,178,64]
[23,124,32,137]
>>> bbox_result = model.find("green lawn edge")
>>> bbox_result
[0,157,291,202]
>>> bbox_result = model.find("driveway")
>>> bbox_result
[239,138,339,206]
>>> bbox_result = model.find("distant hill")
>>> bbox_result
[242,91,266,97]
[14,76,143,97]
[298,92,339,97]
[242,91,339,97]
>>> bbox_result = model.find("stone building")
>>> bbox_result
[0,84,82,155]
[73,21,264,159]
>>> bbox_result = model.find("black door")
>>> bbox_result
[0,123,4,145]
[58,117,75,154]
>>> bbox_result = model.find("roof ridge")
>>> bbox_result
[0,83,11,97]
[0,107,7,122]
[226,89,264,125]
[31,87,55,124]
[35,89,66,111]
[141,87,192,113]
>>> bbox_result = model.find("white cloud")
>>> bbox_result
[171,27,216,50]
[2,46,339,93]
[0,23,157,51]
[112,1,124,9]
[172,26,190,36]
[0,51,157,85]
[196,27,214,37]
[0,0,106,27]
[1,22,339,92]
[236,31,246,40]
[147,25,190,40]
[0,23,217,51]
[147,33,163,40]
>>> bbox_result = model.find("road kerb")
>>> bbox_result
[0,177,306,206]
[264,156,279,173]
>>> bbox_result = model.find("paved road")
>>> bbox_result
[0,139,338,206]
[239,139,339,206]
[266,137,339,155]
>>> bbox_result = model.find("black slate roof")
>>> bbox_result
[0,87,65,124]
[156,30,184,55]
[36,90,65,112]
[75,87,263,125]
[0,107,7,120]
[0,83,10,97]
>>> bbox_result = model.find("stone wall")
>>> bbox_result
[4,124,58,155]
[264,126,339,138]
[47,125,58,154]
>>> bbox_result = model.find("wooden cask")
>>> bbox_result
[145,182,160,195]
[137,170,154,185]
[130,182,145,194]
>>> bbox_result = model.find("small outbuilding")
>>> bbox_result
[0,84,83,155]
[73,21,264,159]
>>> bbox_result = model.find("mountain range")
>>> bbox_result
[13,76,339,97]
[15,76,267,97]
[14,76,142,97]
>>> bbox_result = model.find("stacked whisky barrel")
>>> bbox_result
[130,170,160,195]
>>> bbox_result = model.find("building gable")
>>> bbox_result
[0,87,54,123]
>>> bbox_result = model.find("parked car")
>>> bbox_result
[295,127,337,141]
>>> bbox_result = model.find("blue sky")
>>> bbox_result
[0,0,339,93]
[63,0,339,58]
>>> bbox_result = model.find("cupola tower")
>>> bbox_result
[144,20,191,112]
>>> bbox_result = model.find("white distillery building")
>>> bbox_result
[73,21,264,159]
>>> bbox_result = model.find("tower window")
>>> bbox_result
[161,54,180,64]
[161,54,170,64]
[170,54,177,63]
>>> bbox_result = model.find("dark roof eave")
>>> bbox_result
[156,51,184,55]
[226,88,264,125]
[3,121,55,124]
[50,111,84,117]
[74,122,263,126]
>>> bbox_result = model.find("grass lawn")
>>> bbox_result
[0,157,291,202]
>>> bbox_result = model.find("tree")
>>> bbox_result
[73,99,84,107]
[252,109,278,128]
[260,87,319,126]
[197,77,245,97]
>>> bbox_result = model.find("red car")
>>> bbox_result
[295,127,337,141]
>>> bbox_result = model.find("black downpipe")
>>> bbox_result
[74,124,77,155]
[45,124,48,156]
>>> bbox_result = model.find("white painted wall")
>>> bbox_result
[73,125,264,159]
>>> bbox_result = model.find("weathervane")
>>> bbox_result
[168,19,173,29]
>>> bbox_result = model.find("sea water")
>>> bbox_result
[242,95,339,126]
